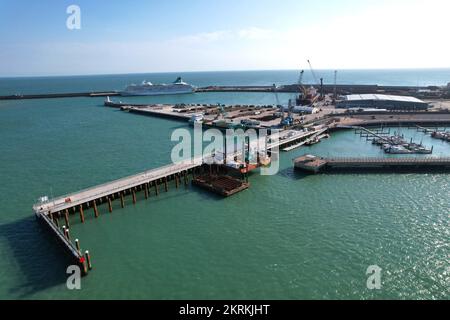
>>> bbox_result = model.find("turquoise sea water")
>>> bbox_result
[1,69,450,96]
[0,70,449,299]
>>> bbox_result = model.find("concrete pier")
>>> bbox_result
[294,155,450,173]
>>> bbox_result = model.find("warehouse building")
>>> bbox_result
[336,94,429,111]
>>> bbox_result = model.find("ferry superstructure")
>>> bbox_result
[121,77,195,96]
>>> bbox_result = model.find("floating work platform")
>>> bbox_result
[192,174,249,197]
[294,155,450,173]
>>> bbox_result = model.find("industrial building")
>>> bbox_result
[281,105,319,114]
[336,94,429,111]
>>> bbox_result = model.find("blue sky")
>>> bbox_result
[0,0,449,76]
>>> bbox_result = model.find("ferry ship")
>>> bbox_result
[121,77,195,96]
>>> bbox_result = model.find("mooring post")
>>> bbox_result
[65,228,70,241]
[85,251,92,270]
[64,209,70,228]
[79,205,85,223]
[120,192,125,208]
[132,189,136,204]
[82,259,88,275]
[144,183,149,199]
[164,177,168,192]
[93,200,99,218]
[75,239,81,255]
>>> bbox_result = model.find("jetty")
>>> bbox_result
[0,91,120,100]
[294,155,450,173]
[33,158,203,275]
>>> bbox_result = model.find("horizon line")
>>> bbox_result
[1,67,450,79]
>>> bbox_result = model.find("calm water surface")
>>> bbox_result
[0,71,449,299]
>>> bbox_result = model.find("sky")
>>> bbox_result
[0,0,449,76]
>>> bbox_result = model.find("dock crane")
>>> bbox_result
[333,70,338,103]
[307,59,324,100]
[296,70,310,106]
[280,99,294,127]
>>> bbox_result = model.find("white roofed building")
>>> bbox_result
[336,94,429,111]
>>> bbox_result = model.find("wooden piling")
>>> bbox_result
[175,174,179,188]
[144,183,149,199]
[120,192,125,208]
[64,209,70,228]
[154,181,159,196]
[54,213,59,227]
[132,189,136,204]
[108,197,113,213]
[82,258,88,275]
[79,205,85,223]
[85,251,92,270]
[164,177,168,192]
[93,200,99,218]
[75,239,81,255]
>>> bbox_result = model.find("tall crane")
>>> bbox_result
[298,70,304,87]
[296,70,309,106]
[307,60,319,85]
[307,59,324,100]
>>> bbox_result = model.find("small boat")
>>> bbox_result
[385,145,412,154]
[189,114,204,126]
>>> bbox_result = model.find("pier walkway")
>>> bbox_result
[33,158,202,216]
[294,155,450,173]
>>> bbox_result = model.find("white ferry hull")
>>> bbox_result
[120,77,195,96]
[120,88,194,96]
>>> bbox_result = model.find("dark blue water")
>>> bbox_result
[1,69,449,96]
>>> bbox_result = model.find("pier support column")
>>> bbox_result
[93,200,99,218]
[75,239,81,255]
[120,192,125,208]
[164,177,168,192]
[108,197,113,213]
[64,209,70,228]
[132,189,136,204]
[184,171,188,186]
[53,212,59,227]
[154,181,159,196]
[175,174,179,189]
[85,251,92,270]
[79,205,85,223]
[144,183,149,199]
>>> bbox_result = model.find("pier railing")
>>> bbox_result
[327,157,450,163]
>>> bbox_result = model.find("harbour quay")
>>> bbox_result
[294,155,450,174]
